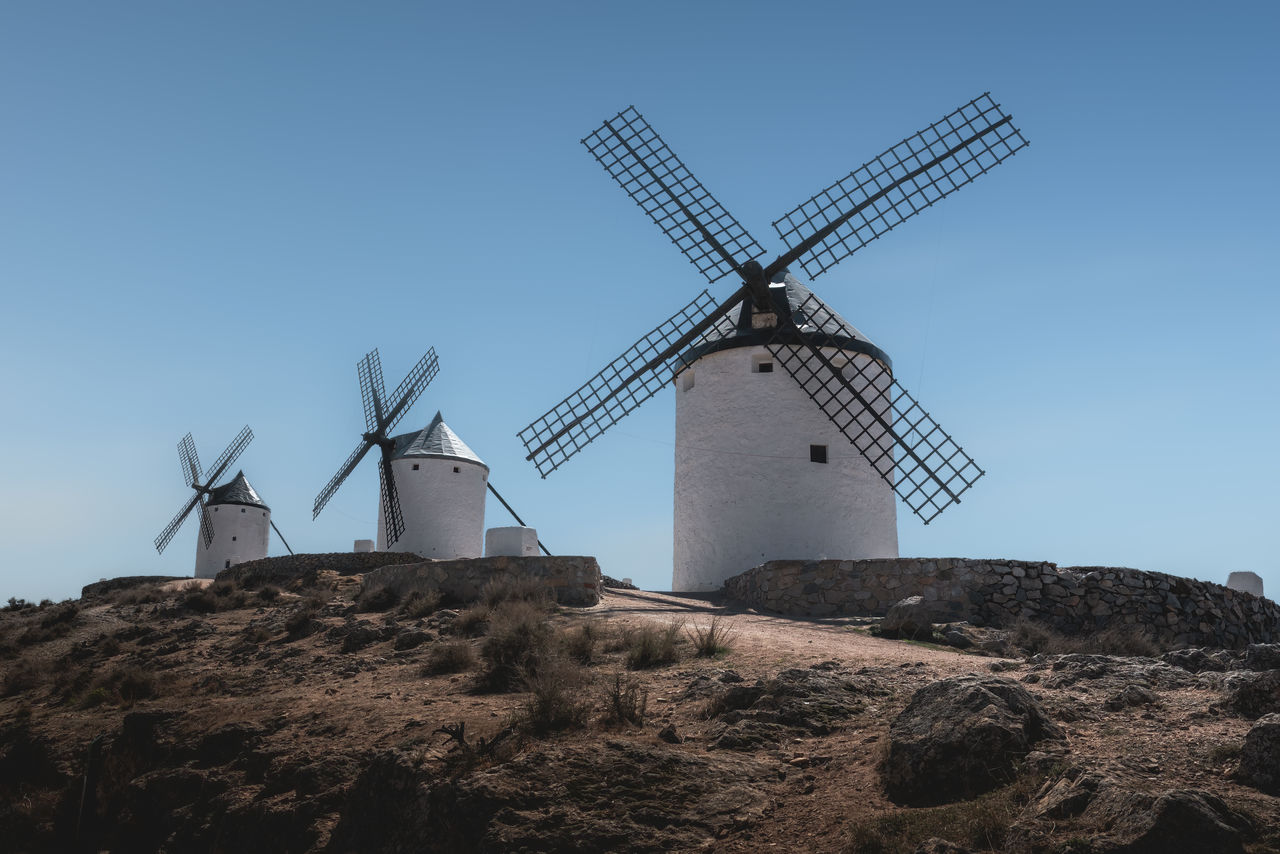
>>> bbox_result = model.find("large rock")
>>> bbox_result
[1224,669,1280,719]
[880,596,936,640]
[1011,770,1254,853]
[880,676,1063,805]
[1238,713,1280,794]
[1244,643,1280,671]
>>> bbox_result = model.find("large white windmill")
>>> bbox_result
[520,95,1028,591]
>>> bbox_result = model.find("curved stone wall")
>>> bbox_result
[215,551,425,586]
[723,558,1280,649]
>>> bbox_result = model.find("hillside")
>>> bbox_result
[1,569,1278,853]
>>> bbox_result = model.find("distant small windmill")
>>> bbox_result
[154,426,288,577]
[314,347,551,558]
[520,94,1028,589]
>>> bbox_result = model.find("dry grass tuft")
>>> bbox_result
[687,616,735,657]
[480,600,554,691]
[480,574,552,610]
[399,589,443,620]
[421,641,477,675]
[356,586,401,613]
[560,622,602,665]
[1010,618,1161,658]
[518,656,589,735]
[625,620,683,669]
[601,672,648,727]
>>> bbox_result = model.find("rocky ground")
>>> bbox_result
[1,572,1278,853]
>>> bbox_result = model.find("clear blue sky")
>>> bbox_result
[2,2,1277,603]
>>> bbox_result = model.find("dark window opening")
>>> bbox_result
[412,463,420,470]
[240,507,245,513]
[758,362,773,373]
[453,466,460,473]
[213,507,218,512]
[810,444,828,464]
[225,560,231,569]
[231,536,237,542]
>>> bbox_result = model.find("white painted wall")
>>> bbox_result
[194,502,270,579]
[486,526,539,557]
[1227,571,1265,597]
[353,539,374,553]
[375,456,487,558]
[672,343,899,591]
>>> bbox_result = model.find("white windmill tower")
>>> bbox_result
[314,349,544,559]
[374,411,489,558]
[154,427,288,578]
[520,95,1028,591]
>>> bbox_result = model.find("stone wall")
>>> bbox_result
[362,555,603,607]
[723,558,1280,649]
[216,552,425,587]
[81,576,188,599]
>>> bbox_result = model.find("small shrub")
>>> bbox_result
[2,658,46,696]
[480,600,553,690]
[399,590,443,620]
[257,585,282,603]
[3,597,32,612]
[1010,618,1161,658]
[480,575,551,610]
[242,625,272,643]
[284,607,319,639]
[451,604,491,637]
[1207,741,1242,765]
[421,640,477,675]
[109,666,156,705]
[687,616,735,657]
[625,620,683,669]
[601,672,647,727]
[357,587,401,613]
[843,772,1044,854]
[180,585,218,614]
[561,622,601,665]
[112,584,164,606]
[519,657,588,735]
[78,686,110,709]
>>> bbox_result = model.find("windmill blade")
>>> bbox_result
[765,290,984,523]
[769,93,1028,281]
[178,433,202,486]
[359,349,387,433]
[379,451,406,546]
[205,425,254,486]
[383,347,440,433]
[520,288,742,477]
[313,439,375,518]
[155,492,202,554]
[197,496,215,549]
[584,106,766,284]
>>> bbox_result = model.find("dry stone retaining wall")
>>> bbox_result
[362,555,603,607]
[723,558,1280,649]
[216,552,426,586]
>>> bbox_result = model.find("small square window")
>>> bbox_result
[412,463,420,471]
[213,507,219,512]
[240,507,245,513]
[810,444,828,464]
[757,362,773,373]
[231,536,237,542]
[453,466,460,473]
[225,560,231,569]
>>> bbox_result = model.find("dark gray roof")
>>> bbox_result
[680,273,892,368]
[207,470,269,510]
[390,411,488,469]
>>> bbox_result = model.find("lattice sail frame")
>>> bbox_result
[772,93,1028,280]
[154,426,254,554]
[519,290,721,476]
[765,292,983,523]
[312,348,441,548]
[583,107,765,283]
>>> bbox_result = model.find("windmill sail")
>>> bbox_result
[583,106,765,282]
[764,288,984,523]
[769,93,1028,280]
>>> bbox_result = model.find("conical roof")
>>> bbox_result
[207,470,269,511]
[680,273,892,368]
[390,412,488,470]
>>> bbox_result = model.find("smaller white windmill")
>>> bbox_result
[314,348,550,558]
[154,427,289,577]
